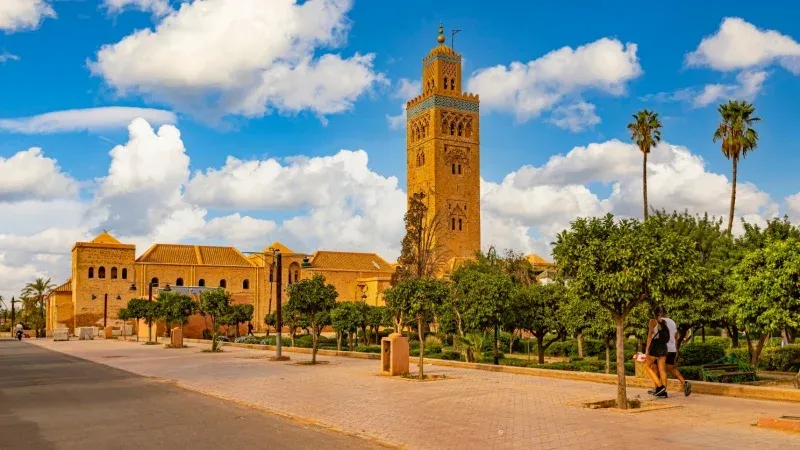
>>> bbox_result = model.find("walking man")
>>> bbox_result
[649,308,692,397]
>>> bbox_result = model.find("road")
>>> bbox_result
[0,340,379,449]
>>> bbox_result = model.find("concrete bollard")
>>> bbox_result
[171,327,183,348]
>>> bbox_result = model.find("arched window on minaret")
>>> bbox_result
[458,218,463,231]
[458,164,462,174]
[457,123,463,136]
[88,267,94,279]
[451,78,455,90]
[443,77,448,89]
[450,122,455,135]
[451,163,456,174]
[98,267,106,279]
[451,217,456,230]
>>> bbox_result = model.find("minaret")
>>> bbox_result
[406,23,481,260]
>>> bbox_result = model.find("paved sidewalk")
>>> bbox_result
[30,339,800,449]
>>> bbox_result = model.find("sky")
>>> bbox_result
[1,0,800,301]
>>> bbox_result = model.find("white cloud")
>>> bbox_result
[0,52,20,63]
[686,17,800,74]
[467,37,641,123]
[89,0,385,121]
[547,101,601,132]
[692,70,767,107]
[0,107,177,134]
[392,78,421,99]
[0,0,55,33]
[102,0,172,16]
[0,149,78,202]
[787,193,800,221]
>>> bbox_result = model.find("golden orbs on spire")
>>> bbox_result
[437,22,445,44]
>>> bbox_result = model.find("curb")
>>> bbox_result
[181,338,800,404]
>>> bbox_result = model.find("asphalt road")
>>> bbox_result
[0,340,380,449]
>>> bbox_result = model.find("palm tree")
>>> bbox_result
[627,110,663,220]
[22,277,55,337]
[713,100,761,235]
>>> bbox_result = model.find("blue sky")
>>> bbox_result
[1,0,799,297]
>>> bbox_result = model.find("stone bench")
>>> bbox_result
[53,328,69,341]
[78,327,94,340]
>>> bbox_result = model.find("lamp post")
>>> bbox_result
[273,249,283,358]
[10,296,18,329]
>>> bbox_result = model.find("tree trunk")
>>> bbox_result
[750,334,769,366]
[536,334,545,364]
[361,325,368,345]
[418,317,425,380]
[336,331,342,352]
[577,333,584,358]
[637,338,642,353]
[727,156,738,235]
[148,322,153,343]
[509,333,515,354]
[676,328,689,352]
[311,325,318,364]
[701,326,706,343]
[348,331,354,351]
[605,342,611,374]
[730,324,740,348]
[615,315,628,410]
[643,150,649,220]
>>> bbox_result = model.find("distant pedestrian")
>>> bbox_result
[644,306,670,398]
[781,330,789,347]
[659,309,691,397]
[247,322,254,337]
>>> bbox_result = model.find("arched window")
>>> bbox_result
[176,278,184,286]
[457,123,463,136]
[295,270,299,282]
[450,122,455,135]
[451,217,456,230]
[443,77,448,88]
[243,279,250,290]
[458,164,462,175]
[458,218,463,231]
[88,267,94,279]
[220,279,227,289]
[98,267,106,279]
[111,267,118,279]
[198,279,205,287]
[451,78,455,90]
[151,277,159,287]
[121,268,127,280]
[452,163,456,174]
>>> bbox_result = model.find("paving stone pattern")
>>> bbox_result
[30,339,800,450]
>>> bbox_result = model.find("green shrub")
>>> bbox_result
[425,343,443,354]
[499,358,536,367]
[624,361,634,376]
[678,342,725,366]
[293,335,314,348]
[679,365,703,381]
[437,350,462,361]
[706,336,732,349]
[532,362,576,371]
[765,344,800,371]
[354,345,381,354]
[482,350,504,360]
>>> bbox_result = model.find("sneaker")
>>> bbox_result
[654,385,667,396]
[655,390,668,398]
[683,381,692,397]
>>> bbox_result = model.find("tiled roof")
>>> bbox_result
[137,244,254,267]
[526,253,553,266]
[310,251,394,272]
[263,241,294,254]
[91,231,123,245]
[53,279,71,293]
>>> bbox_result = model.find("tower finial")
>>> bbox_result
[437,22,445,44]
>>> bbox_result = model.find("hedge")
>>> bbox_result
[678,342,726,366]
[729,344,800,371]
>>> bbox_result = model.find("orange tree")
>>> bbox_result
[552,214,698,409]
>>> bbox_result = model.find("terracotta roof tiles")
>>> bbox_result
[137,244,254,267]
[310,251,393,272]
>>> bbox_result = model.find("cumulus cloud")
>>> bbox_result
[89,0,385,121]
[647,18,800,108]
[0,107,176,134]
[467,37,641,123]
[787,193,800,220]
[0,0,55,33]
[102,0,172,16]
[0,149,78,202]
[547,101,601,132]
[686,17,800,73]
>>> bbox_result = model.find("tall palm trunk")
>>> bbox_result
[643,151,648,220]
[727,156,738,235]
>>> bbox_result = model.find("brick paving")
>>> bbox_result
[30,339,800,449]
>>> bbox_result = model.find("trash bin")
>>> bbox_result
[381,333,409,376]
[104,326,114,339]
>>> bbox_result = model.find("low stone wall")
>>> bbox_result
[180,338,800,403]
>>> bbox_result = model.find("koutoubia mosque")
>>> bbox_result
[46,25,551,337]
